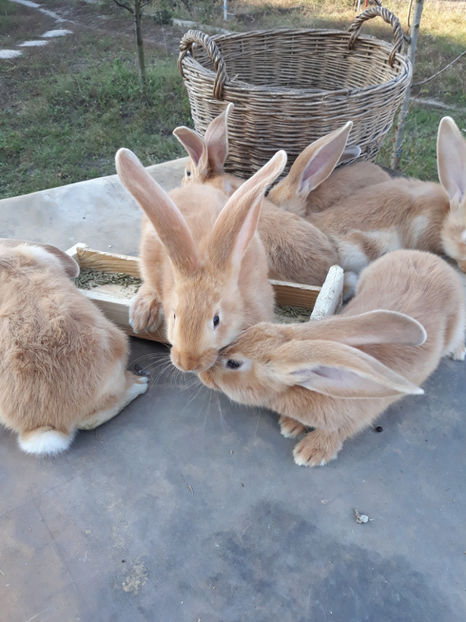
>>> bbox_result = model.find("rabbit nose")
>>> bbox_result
[171,350,201,372]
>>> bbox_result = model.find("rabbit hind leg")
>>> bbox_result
[78,366,148,431]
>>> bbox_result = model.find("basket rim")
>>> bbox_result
[181,28,412,100]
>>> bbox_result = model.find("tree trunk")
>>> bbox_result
[134,0,146,87]
[390,0,425,170]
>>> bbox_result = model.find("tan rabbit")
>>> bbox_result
[174,105,390,214]
[288,116,466,281]
[0,240,148,455]
[115,148,286,373]
[174,107,342,286]
[173,103,244,196]
[268,125,391,218]
[200,250,465,467]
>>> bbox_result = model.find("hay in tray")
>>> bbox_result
[274,304,312,324]
[75,269,142,299]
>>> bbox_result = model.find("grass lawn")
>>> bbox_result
[0,0,465,198]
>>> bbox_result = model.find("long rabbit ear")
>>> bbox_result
[203,102,233,173]
[437,116,466,210]
[173,126,209,174]
[208,150,287,273]
[275,339,423,399]
[286,121,353,198]
[290,310,427,347]
[338,144,361,164]
[115,148,199,275]
[0,239,80,278]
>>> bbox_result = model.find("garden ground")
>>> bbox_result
[0,0,465,198]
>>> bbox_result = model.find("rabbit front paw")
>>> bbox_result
[279,415,306,438]
[451,342,466,361]
[293,430,343,467]
[129,290,163,333]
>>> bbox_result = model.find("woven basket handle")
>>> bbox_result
[178,30,228,100]
[348,6,403,67]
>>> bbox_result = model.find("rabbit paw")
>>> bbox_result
[293,430,342,467]
[279,416,306,438]
[129,291,163,333]
[126,373,149,398]
[451,342,466,361]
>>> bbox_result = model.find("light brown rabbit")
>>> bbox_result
[200,250,465,467]
[0,240,148,456]
[291,117,466,283]
[174,105,390,213]
[173,103,244,196]
[174,107,342,286]
[268,125,390,217]
[115,148,286,373]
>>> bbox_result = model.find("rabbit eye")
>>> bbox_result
[213,314,220,328]
[226,359,242,370]
[186,170,191,177]
[173,313,176,321]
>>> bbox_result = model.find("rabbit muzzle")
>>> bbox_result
[170,347,218,374]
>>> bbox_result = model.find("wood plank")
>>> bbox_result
[270,279,320,308]
[76,247,141,277]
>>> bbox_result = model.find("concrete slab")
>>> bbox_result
[0,157,187,255]
[0,164,465,621]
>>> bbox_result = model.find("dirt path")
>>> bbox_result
[1,0,184,61]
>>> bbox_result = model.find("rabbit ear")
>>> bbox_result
[203,103,233,173]
[286,121,353,198]
[276,339,423,399]
[0,239,80,278]
[437,116,466,210]
[115,148,199,275]
[173,126,209,174]
[173,103,233,178]
[208,150,287,273]
[338,144,362,164]
[294,310,427,347]
[42,244,80,278]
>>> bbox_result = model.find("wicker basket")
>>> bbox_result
[178,6,412,178]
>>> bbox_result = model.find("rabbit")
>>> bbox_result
[173,104,390,214]
[0,239,148,456]
[200,249,465,467]
[115,148,286,373]
[267,125,391,218]
[280,117,466,284]
[173,107,342,286]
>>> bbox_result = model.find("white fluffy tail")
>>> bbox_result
[18,427,75,455]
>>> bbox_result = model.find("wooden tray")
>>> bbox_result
[67,243,343,342]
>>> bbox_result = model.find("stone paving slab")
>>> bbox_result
[0,157,186,255]
[0,161,465,622]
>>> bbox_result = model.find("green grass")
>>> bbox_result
[0,25,191,197]
[378,106,448,182]
[0,0,465,198]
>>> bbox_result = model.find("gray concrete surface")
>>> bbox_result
[0,158,187,255]
[0,164,465,622]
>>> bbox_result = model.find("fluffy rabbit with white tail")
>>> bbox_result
[115,148,286,373]
[200,250,465,467]
[0,240,148,456]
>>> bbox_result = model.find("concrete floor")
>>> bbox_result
[0,164,465,622]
